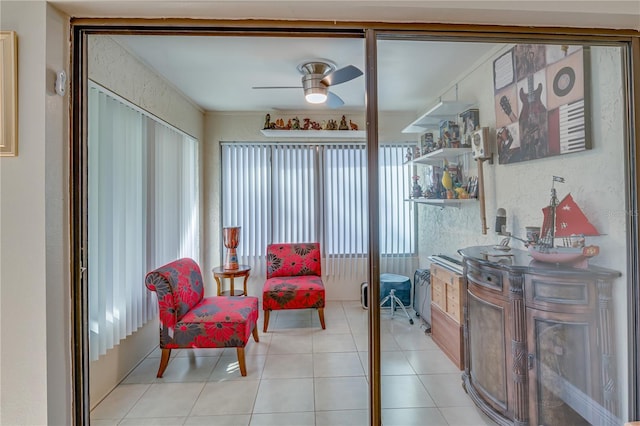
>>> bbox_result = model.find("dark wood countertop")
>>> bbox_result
[458,245,621,279]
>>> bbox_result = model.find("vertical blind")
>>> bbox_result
[221,142,414,280]
[88,83,199,361]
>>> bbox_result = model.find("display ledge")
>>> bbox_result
[402,100,474,134]
[260,129,366,139]
[406,147,472,165]
[405,198,477,208]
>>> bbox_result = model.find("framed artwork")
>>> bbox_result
[1,31,18,157]
[493,44,589,164]
[459,108,479,148]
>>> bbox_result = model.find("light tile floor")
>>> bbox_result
[91,301,495,425]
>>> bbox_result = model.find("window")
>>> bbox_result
[221,142,414,279]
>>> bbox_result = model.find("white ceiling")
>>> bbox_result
[111,35,499,112]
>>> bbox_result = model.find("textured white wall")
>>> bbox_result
[416,45,627,278]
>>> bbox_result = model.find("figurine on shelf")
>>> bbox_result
[406,148,413,162]
[412,175,422,198]
[424,185,437,199]
[441,160,453,198]
[291,117,300,130]
[454,186,469,199]
[321,120,327,130]
[442,130,452,148]
[327,119,337,130]
[339,115,348,130]
[303,118,311,130]
[263,113,272,130]
[349,120,358,131]
[275,118,285,129]
[286,119,292,130]
[422,133,435,154]
[413,146,421,158]
[311,120,322,130]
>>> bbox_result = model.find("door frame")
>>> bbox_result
[70,20,640,425]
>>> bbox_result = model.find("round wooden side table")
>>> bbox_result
[212,264,251,296]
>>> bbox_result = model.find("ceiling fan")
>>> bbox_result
[252,60,363,108]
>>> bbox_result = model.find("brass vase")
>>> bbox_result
[223,226,241,270]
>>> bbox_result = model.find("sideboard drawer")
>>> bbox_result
[526,275,594,311]
[467,262,503,292]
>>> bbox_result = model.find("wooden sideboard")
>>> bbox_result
[430,263,464,369]
[459,246,621,426]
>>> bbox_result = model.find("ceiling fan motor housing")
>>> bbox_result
[302,73,329,97]
[298,61,335,76]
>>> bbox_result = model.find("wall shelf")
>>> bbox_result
[407,147,472,165]
[402,100,474,134]
[405,198,477,208]
[260,129,366,139]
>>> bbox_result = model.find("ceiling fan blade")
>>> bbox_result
[326,91,345,109]
[321,65,363,86]
[252,86,302,89]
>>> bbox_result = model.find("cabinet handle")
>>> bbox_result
[527,354,535,370]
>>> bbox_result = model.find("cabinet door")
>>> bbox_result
[527,308,601,426]
[467,286,510,415]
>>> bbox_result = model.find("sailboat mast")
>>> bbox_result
[549,176,564,248]
[549,186,558,248]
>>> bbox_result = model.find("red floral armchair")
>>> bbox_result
[262,243,326,332]
[145,258,259,377]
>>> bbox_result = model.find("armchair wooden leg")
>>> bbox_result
[263,310,270,332]
[237,347,247,376]
[318,308,326,329]
[252,325,260,342]
[157,348,171,378]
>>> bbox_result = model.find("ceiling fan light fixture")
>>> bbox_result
[302,73,328,104]
[305,89,328,104]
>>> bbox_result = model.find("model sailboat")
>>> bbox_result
[528,176,600,268]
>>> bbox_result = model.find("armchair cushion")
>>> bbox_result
[267,243,321,278]
[262,275,325,311]
[166,296,259,348]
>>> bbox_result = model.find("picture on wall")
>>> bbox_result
[0,31,18,157]
[493,44,590,165]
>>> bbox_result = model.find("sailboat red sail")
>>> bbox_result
[540,194,599,238]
